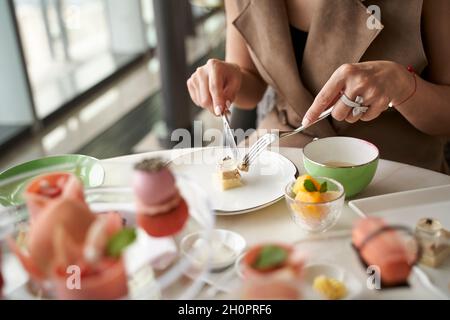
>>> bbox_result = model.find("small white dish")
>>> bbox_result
[181,229,246,272]
[170,148,298,215]
[302,263,363,300]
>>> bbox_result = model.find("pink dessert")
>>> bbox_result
[27,198,95,276]
[241,243,304,300]
[51,213,130,300]
[8,173,136,300]
[25,173,85,221]
[133,158,189,238]
[53,258,128,300]
[352,217,414,286]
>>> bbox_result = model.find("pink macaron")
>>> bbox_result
[132,158,178,207]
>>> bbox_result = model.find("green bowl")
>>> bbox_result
[0,154,105,206]
[303,137,379,198]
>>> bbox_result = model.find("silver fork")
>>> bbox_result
[239,107,334,170]
[221,112,240,161]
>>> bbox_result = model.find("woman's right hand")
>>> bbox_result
[187,59,242,116]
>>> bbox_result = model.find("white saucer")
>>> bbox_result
[170,148,298,215]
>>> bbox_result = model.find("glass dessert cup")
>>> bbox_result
[285,177,345,233]
[0,167,215,300]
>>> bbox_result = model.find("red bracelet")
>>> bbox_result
[394,65,417,107]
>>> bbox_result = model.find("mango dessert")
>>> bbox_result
[291,175,339,220]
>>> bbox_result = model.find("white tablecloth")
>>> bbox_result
[102,147,450,300]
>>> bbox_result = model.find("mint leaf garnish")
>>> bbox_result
[303,179,318,192]
[319,182,328,193]
[106,228,137,258]
[253,245,288,270]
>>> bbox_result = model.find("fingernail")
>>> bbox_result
[226,100,231,109]
[214,105,222,116]
[302,117,311,126]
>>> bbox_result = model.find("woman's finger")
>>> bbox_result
[187,77,199,106]
[331,98,352,122]
[196,70,214,113]
[303,64,352,126]
[208,60,227,116]
[345,112,363,123]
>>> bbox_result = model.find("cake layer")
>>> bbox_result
[221,177,242,190]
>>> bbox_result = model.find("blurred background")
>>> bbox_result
[0,0,228,171]
[0,0,449,171]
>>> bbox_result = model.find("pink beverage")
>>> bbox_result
[26,198,95,276]
[52,258,128,300]
[25,173,85,222]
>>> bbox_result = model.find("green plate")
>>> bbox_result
[0,154,105,206]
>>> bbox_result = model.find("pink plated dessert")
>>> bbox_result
[241,243,304,300]
[133,158,189,238]
[8,174,137,300]
[352,217,414,286]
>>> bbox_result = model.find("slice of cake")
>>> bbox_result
[217,156,242,190]
[415,218,450,268]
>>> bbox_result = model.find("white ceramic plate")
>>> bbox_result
[349,184,450,298]
[170,148,298,215]
[348,184,450,229]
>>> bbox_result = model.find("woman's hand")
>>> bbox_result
[187,59,242,116]
[302,61,415,125]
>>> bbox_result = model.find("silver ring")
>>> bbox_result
[340,93,364,109]
[352,106,369,117]
[340,94,368,117]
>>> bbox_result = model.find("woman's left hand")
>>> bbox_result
[302,61,414,125]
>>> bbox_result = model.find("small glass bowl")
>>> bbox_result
[285,177,345,233]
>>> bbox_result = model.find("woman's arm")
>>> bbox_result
[187,0,267,115]
[395,0,450,136]
[224,0,267,109]
[302,0,450,136]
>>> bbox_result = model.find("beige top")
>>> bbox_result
[231,0,448,173]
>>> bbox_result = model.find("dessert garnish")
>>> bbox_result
[217,156,242,191]
[134,158,167,172]
[252,245,289,271]
[415,218,450,268]
[313,275,347,300]
[106,228,137,258]
[238,161,249,173]
[290,175,339,220]
[133,158,189,237]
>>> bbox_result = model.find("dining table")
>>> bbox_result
[101,147,450,300]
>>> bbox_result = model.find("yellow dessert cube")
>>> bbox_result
[313,275,347,300]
